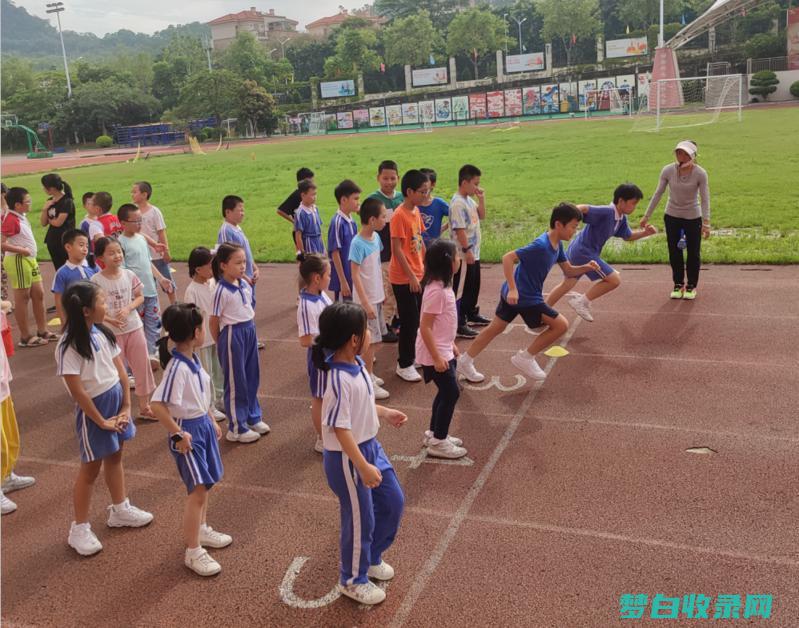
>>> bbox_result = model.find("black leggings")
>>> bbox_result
[423,359,460,440]
[391,283,422,368]
[46,240,68,271]
[664,214,702,288]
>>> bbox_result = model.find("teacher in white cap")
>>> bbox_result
[640,140,710,300]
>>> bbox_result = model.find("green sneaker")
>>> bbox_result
[670,285,684,299]
[683,287,697,300]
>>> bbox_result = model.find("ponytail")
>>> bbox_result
[60,281,116,360]
[157,336,171,369]
[159,303,204,368]
[41,173,72,198]
[310,302,367,371]
[212,242,244,280]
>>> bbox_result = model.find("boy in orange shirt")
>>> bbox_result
[389,170,429,382]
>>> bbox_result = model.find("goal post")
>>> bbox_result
[308,112,326,136]
[584,87,626,118]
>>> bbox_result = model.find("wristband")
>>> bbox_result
[461,245,473,253]
[170,431,184,444]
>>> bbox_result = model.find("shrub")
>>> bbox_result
[744,33,785,60]
[95,135,113,148]
[790,80,799,99]
[202,126,226,140]
[748,70,779,100]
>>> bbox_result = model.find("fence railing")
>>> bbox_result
[746,56,788,74]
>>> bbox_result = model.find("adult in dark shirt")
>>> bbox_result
[276,167,314,251]
[39,173,76,271]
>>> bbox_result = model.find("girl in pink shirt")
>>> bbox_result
[415,240,467,459]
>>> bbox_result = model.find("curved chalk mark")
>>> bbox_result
[279,556,341,608]
[463,374,527,392]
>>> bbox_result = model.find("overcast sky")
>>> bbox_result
[13,1,364,35]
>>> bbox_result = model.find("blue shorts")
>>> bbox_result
[566,250,614,282]
[307,347,328,399]
[495,296,559,329]
[170,414,224,494]
[75,382,136,463]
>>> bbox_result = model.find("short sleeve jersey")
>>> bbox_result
[140,205,167,261]
[449,193,482,260]
[55,326,121,399]
[212,279,254,329]
[294,206,325,253]
[419,197,450,243]
[415,280,458,365]
[368,190,403,263]
[327,210,358,292]
[44,195,76,248]
[217,222,254,279]
[184,279,217,349]
[118,233,156,297]
[388,206,425,285]
[91,269,143,334]
[567,204,632,263]
[98,213,123,237]
[277,189,302,220]
[348,233,384,305]
[80,216,104,257]
[52,261,97,294]
[321,356,379,451]
[297,290,332,337]
[152,351,212,420]
[501,232,567,307]
[1,211,38,258]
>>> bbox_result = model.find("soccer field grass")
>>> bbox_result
[5,107,798,264]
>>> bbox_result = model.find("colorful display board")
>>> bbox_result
[386,104,403,127]
[487,91,504,118]
[434,98,452,122]
[522,86,541,115]
[606,37,649,59]
[369,106,386,127]
[506,52,545,73]
[419,100,436,123]
[469,93,487,119]
[401,103,419,125]
[336,112,353,129]
[504,89,522,116]
[412,67,449,87]
[452,95,469,120]
[320,80,356,99]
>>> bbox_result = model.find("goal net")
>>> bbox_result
[308,112,326,136]
[584,87,626,117]
[632,74,743,132]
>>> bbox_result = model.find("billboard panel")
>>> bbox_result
[606,37,648,59]
[320,80,356,98]
[506,52,545,73]
[412,67,449,87]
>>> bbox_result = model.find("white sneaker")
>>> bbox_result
[423,430,463,447]
[68,522,103,556]
[199,524,233,549]
[210,407,227,422]
[2,471,36,493]
[185,548,222,576]
[367,560,395,581]
[395,364,422,382]
[249,421,271,435]
[107,499,154,528]
[373,383,390,400]
[427,438,468,459]
[314,438,324,454]
[510,350,547,381]
[1,491,17,515]
[568,293,594,322]
[456,354,484,383]
[337,581,386,605]
[226,429,261,443]
[371,373,385,387]
[128,375,136,389]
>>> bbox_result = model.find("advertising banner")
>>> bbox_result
[452,95,469,120]
[606,37,648,59]
[353,109,370,128]
[469,93,487,119]
[522,86,541,115]
[320,80,356,98]
[419,100,436,123]
[386,104,403,127]
[504,89,522,116]
[336,112,353,129]
[559,81,578,112]
[369,106,386,127]
[487,91,504,118]
[505,52,545,73]
[412,67,449,87]
[434,98,452,122]
[540,84,559,113]
[402,103,419,125]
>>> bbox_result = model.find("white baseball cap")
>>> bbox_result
[675,140,697,158]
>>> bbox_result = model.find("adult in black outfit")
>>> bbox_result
[39,173,76,311]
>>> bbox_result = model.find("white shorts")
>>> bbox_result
[365,303,387,343]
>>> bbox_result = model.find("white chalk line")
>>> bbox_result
[387,317,584,628]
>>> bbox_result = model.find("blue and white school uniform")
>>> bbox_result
[152,350,223,494]
[566,204,632,281]
[51,260,97,295]
[327,210,358,300]
[213,278,262,435]
[294,205,325,254]
[55,326,135,463]
[322,356,404,586]
[297,290,332,398]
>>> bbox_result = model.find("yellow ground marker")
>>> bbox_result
[544,346,569,357]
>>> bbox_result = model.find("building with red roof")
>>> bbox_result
[209,7,299,51]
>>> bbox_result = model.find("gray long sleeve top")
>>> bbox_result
[644,163,710,222]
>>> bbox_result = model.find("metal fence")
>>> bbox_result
[747,56,788,74]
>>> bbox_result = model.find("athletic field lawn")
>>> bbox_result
[5,107,798,264]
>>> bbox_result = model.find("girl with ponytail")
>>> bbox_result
[40,173,76,273]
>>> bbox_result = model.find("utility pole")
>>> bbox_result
[658,0,665,47]
[46,2,72,97]
[278,37,291,59]
[503,14,509,54]
[203,36,213,71]
[511,16,527,54]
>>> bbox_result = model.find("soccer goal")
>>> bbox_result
[632,74,743,132]
[584,87,626,118]
[308,112,327,136]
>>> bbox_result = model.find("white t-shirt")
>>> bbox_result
[297,290,332,337]
[81,216,104,241]
[151,351,212,419]
[321,357,379,450]
[449,193,482,260]
[1,210,38,258]
[348,233,384,305]
[184,279,217,349]
[91,269,144,334]
[212,279,254,329]
[140,204,167,260]
[55,327,121,398]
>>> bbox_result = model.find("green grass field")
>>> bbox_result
[5,107,798,264]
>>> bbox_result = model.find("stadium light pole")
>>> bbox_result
[658,0,665,47]
[503,14,509,54]
[46,2,72,98]
[511,16,527,54]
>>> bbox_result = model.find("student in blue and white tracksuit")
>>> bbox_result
[297,254,332,454]
[55,281,153,558]
[209,243,270,444]
[312,301,407,606]
[150,303,232,577]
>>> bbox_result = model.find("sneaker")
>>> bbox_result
[226,429,261,443]
[395,364,422,382]
[128,375,136,389]
[149,354,160,370]
[371,373,385,386]
[257,340,265,350]
[249,421,271,435]
[456,354,485,383]
[423,430,463,447]
[185,548,222,577]
[337,581,386,605]
[467,313,491,326]
[107,499,154,528]
[199,524,233,549]
[367,560,395,581]
[670,285,684,299]
[314,438,324,454]
[381,330,398,343]
[210,407,227,422]
[427,437,468,459]
[1,491,17,515]
[68,522,103,556]
[373,383,390,400]
[456,325,478,339]
[2,472,36,493]
[567,293,594,322]
[683,286,697,300]
[510,350,547,381]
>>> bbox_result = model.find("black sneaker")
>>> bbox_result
[382,330,398,343]
[467,313,491,326]
[456,325,478,339]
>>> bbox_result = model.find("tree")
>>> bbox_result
[176,70,240,126]
[238,80,278,136]
[221,32,270,84]
[538,0,600,66]
[613,0,712,33]
[744,33,785,60]
[748,70,779,101]
[446,9,506,79]
[0,56,35,101]
[383,11,439,67]
[324,26,381,78]
[285,35,335,81]
[374,0,467,30]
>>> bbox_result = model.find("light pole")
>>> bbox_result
[658,0,664,47]
[511,16,527,54]
[503,14,509,54]
[278,37,291,59]
[46,2,72,97]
